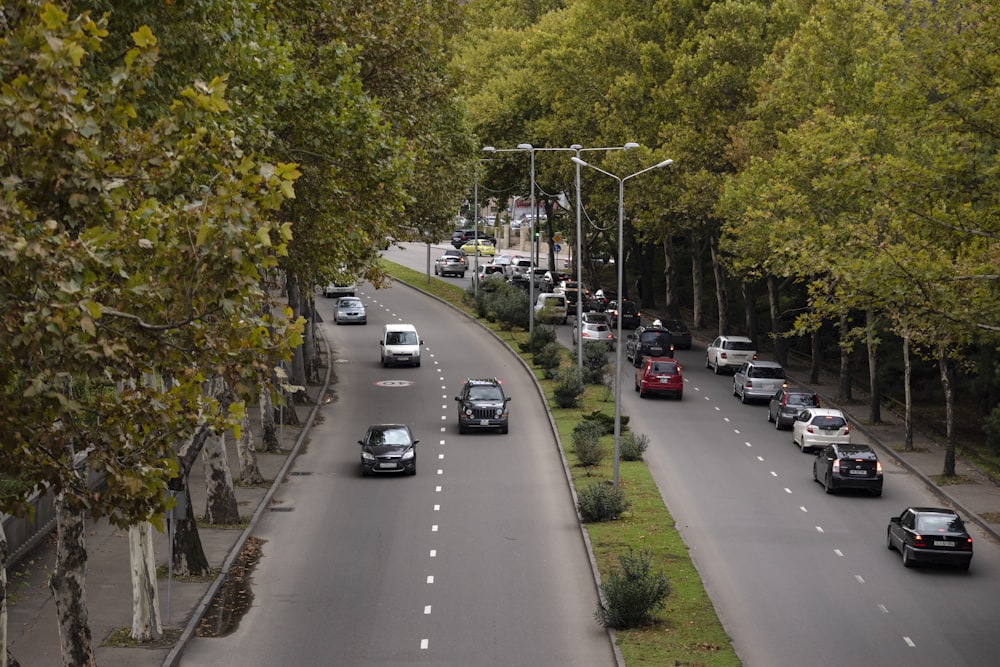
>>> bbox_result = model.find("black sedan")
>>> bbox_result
[887,507,973,570]
[813,443,882,496]
[358,424,418,476]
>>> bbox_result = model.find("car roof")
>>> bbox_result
[464,377,501,386]
[831,443,875,455]
[806,408,846,417]
[782,385,816,393]
[747,360,783,368]
[908,507,959,515]
[719,335,753,343]
[384,323,417,332]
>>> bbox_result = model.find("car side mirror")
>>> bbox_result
[505,397,512,403]
[412,440,420,446]
[454,396,461,402]
[379,340,384,346]
[357,440,365,446]
[889,516,901,525]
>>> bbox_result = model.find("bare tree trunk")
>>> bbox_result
[690,233,705,328]
[661,236,680,319]
[203,430,240,525]
[260,385,279,452]
[1,522,21,667]
[767,276,786,367]
[303,297,318,384]
[50,489,95,667]
[743,282,757,345]
[709,230,728,335]
[940,345,957,476]
[172,427,211,577]
[128,522,162,641]
[866,307,882,424]
[838,312,853,402]
[236,410,264,485]
[286,277,308,389]
[904,335,913,452]
[810,327,821,384]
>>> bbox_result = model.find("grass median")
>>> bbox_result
[380,261,740,667]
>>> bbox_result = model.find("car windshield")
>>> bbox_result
[339,299,361,308]
[366,427,411,446]
[751,367,785,379]
[387,332,417,345]
[915,514,964,533]
[725,341,755,351]
[468,386,503,401]
[649,361,677,374]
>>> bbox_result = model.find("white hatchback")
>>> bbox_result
[792,408,851,452]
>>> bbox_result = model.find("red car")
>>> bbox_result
[634,357,683,399]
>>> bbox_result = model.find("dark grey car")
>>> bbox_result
[358,424,418,476]
[767,386,820,429]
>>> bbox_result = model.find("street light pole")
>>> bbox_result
[571,143,639,371]
[571,156,674,487]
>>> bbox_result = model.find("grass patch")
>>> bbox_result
[383,260,740,667]
[104,626,183,648]
[979,512,1000,523]
[930,474,977,486]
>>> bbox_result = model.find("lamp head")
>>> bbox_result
[624,142,640,150]
[482,146,496,153]
[570,144,583,150]
[656,158,674,168]
[570,156,588,167]
[517,143,533,150]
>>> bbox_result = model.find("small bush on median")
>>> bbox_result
[552,366,584,407]
[581,341,610,384]
[572,420,606,467]
[520,324,557,354]
[534,341,564,377]
[619,432,649,461]
[577,480,629,521]
[595,549,671,629]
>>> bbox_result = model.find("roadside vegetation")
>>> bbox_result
[383,260,741,666]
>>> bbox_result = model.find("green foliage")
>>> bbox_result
[521,324,558,353]
[619,432,649,462]
[985,406,1000,456]
[577,481,629,523]
[552,366,584,408]
[582,341,610,384]
[533,341,563,373]
[468,280,530,329]
[572,421,606,468]
[581,409,629,435]
[595,549,671,629]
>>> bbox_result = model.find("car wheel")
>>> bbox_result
[361,467,369,477]
[410,464,417,476]
[705,356,711,369]
[813,465,818,482]
[902,546,914,568]
[335,319,341,325]
[767,409,774,423]
[639,386,647,399]
[634,379,639,393]
[824,473,834,494]
[740,390,748,404]
[500,423,509,434]
[959,561,970,571]
[713,361,721,375]
[870,489,882,497]
[887,530,895,551]
[458,423,466,434]
[459,273,465,278]
[774,416,783,430]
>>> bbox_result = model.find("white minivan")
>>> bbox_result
[380,324,422,367]
[534,293,568,325]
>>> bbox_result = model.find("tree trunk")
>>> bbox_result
[691,234,705,328]
[128,522,162,641]
[50,490,95,667]
[743,282,757,346]
[172,427,211,577]
[259,386,279,452]
[810,327,821,385]
[866,307,881,424]
[286,277,308,389]
[904,335,913,452]
[767,276,786,367]
[940,345,957,476]
[709,230,728,334]
[203,430,240,526]
[1,522,22,667]
[303,297,318,384]
[237,410,264,485]
[838,313,853,401]
[661,236,680,319]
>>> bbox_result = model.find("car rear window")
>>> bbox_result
[640,332,672,346]
[649,361,678,374]
[751,366,785,379]
[787,393,818,406]
[811,415,846,429]
[725,341,755,351]
[915,514,963,532]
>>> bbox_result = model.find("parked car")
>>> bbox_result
[433,253,467,277]
[634,357,684,399]
[573,320,615,349]
[813,443,883,496]
[887,507,973,570]
[358,424,418,476]
[658,318,692,349]
[534,293,568,324]
[333,296,367,325]
[732,360,786,403]
[460,238,497,256]
[792,407,851,452]
[608,299,641,329]
[454,377,511,434]
[705,335,757,374]
[768,386,820,430]
[625,325,674,366]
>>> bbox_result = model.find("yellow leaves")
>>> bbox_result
[39,3,69,31]
[131,25,157,48]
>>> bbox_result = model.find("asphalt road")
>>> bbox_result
[181,277,615,666]
[389,242,1000,665]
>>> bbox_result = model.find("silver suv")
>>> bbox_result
[733,360,786,403]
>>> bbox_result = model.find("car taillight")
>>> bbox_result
[752,354,758,360]
[831,459,840,472]
[876,461,883,474]
[844,424,851,434]
[961,538,973,551]
[913,534,926,547]
[720,351,728,358]
[806,425,816,433]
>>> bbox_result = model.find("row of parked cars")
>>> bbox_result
[700,334,974,570]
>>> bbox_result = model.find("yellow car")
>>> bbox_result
[460,239,497,256]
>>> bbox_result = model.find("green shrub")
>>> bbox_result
[553,366,584,408]
[581,409,629,435]
[582,341,610,384]
[492,286,529,329]
[577,481,629,521]
[572,420,606,467]
[595,550,671,629]
[533,341,563,373]
[520,324,557,354]
[619,432,649,461]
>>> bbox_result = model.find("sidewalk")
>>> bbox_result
[6,348,330,667]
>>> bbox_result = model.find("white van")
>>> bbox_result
[534,293,568,325]
[380,324,422,367]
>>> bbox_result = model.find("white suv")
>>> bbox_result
[705,335,757,374]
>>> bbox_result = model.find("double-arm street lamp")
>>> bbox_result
[571,155,674,487]
[570,143,640,371]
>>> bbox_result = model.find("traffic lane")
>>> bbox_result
[627,349,1000,667]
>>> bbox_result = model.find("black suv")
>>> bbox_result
[625,325,675,367]
[454,377,511,434]
[608,299,641,329]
